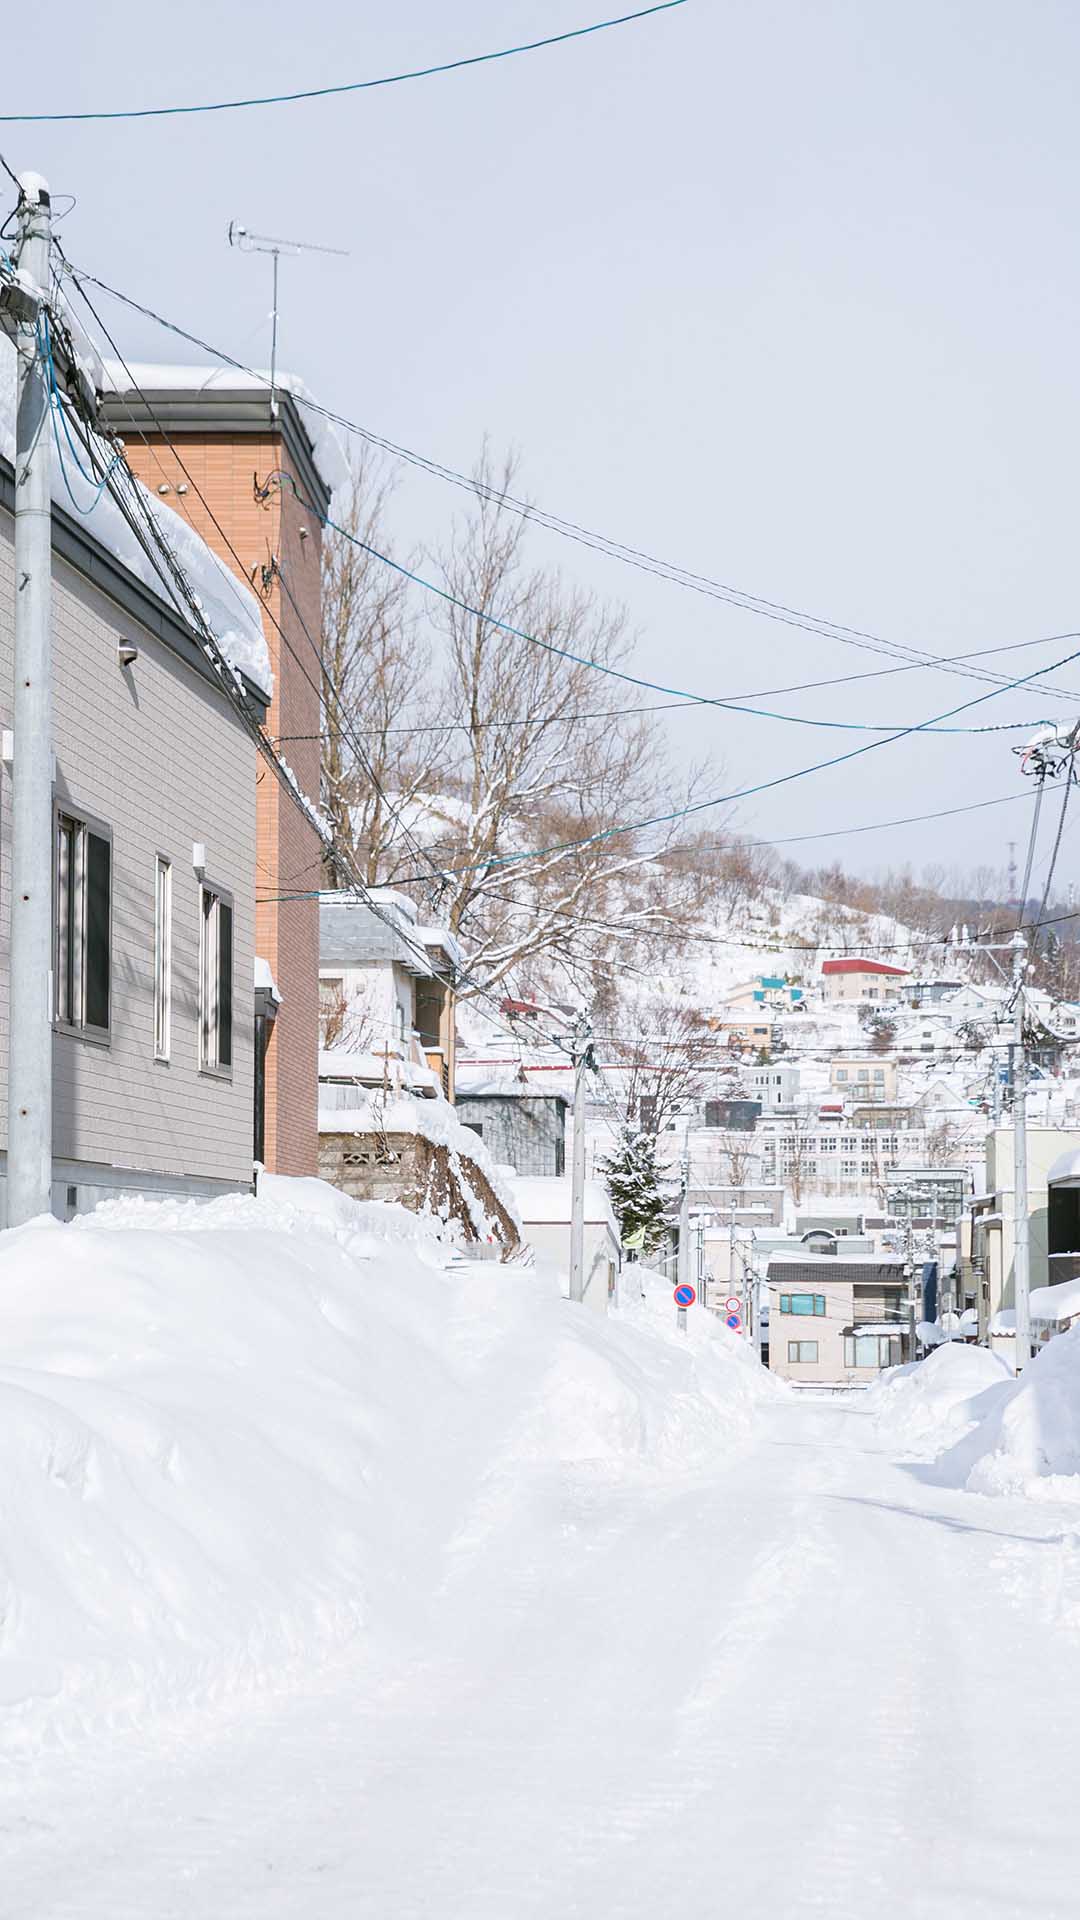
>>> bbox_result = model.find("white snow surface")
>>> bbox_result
[0,1177,770,1756]
[0,337,273,696]
[864,1342,1013,1458]
[936,1321,1080,1499]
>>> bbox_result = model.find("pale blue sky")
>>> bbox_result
[5,0,1080,888]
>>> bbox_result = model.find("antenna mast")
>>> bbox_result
[227,221,348,417]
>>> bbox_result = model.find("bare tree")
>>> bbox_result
[602,996,717,1135]
[782,1113,816,1209]
[320,454,444,887]
[417,449,709,1000]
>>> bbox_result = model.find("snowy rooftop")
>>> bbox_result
[1,338,274,697]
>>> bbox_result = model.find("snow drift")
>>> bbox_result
[935,1322,1080,1500]
[865,1343,1012,1459]
[0,1180,774,1753]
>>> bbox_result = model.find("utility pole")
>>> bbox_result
[569,1012,592,1305]
[6,174,54,1227]
[677,1119,691,1294]
[1010,933,1032,1369]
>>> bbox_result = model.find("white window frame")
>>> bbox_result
[199,882,234,1077]
[154,856,172,1062]
[54,808,112,1042]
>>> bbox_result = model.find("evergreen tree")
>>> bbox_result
[598,1127,675,1251]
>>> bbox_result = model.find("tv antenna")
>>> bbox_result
[227,221,349,416]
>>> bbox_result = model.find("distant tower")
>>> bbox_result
[1007,841,1019,906]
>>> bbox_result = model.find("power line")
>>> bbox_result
[268,483,1064,736]
[0,4,687,123]
[58,265,568,1054]
[68,264,1080,708]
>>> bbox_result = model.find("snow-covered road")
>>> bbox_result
[5,1389,1078,1919]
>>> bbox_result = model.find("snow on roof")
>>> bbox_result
[1030,1278,1080,1324]
[1,340,274,698]
[511,1176,618,1233]
[104,360,350,497]
[768,1251,904,1268]
[821,958,911,977]
[254,957,282,1004]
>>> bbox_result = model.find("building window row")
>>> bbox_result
[54,810,232,1075]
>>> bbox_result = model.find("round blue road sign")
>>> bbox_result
[674,1283,696,1308]
[726,1312,742,1330]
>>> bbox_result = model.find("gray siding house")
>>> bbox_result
[456,1085,568,1177]
[0,451,266,1222]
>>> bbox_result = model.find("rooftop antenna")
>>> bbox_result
[227,221,349,418]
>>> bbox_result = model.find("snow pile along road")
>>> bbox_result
[865,1342,1012,1459]
[936,1321,1080,1500]
[0,1180,773,1754]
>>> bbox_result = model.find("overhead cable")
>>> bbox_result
[65,264,1080,708]
[0,4,687,122]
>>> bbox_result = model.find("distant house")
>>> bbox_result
[965,1127,1080,1345]
[767,1250,909,1384]
[319,890,458,1099]
[511,1175,620,1313]
[819,958,911,1005]
[708,1010,776,1052]
[830,1057,897,1103]
[748,1063,801,1112]
[720,974,804,1014]
[893,1013,957,1056]
[455,1082,568,1177]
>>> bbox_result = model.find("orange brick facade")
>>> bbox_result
[122,413,324,1176]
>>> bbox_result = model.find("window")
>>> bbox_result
[154,857,172,1061]
[199,884,233,1073]
[779,1294,825,1316]
[844,1334,903,1369]
[836,1069,848,1083]
[857,1068,869,1081]
[873,1068,885,1082]
[787,1341,819,1364]
[55,811,111,1036]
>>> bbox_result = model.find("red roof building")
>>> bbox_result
[820,959,910,977]
[820,957,910,1004]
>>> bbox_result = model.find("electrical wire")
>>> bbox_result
[0,4,687,122]
[67,264,1080,709]
[384,622,1080,879]
[58,271,574,1056]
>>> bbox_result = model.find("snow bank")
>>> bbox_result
[0,1178,772,1752]
[0,337,273,696]
[865,1343,1012,1458]
[936,1323,1080,1500]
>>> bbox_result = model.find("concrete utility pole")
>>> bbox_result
[6,174,53,1227]
[1010,934,1032,1369]
[568,1012,592,1305]
[676,1120,691,1294]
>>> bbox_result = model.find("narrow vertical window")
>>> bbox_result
[199,883,233,1074]
[154,857,172,1061]
[54,811,111,1036]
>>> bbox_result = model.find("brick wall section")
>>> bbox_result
[123,431,323,1175]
